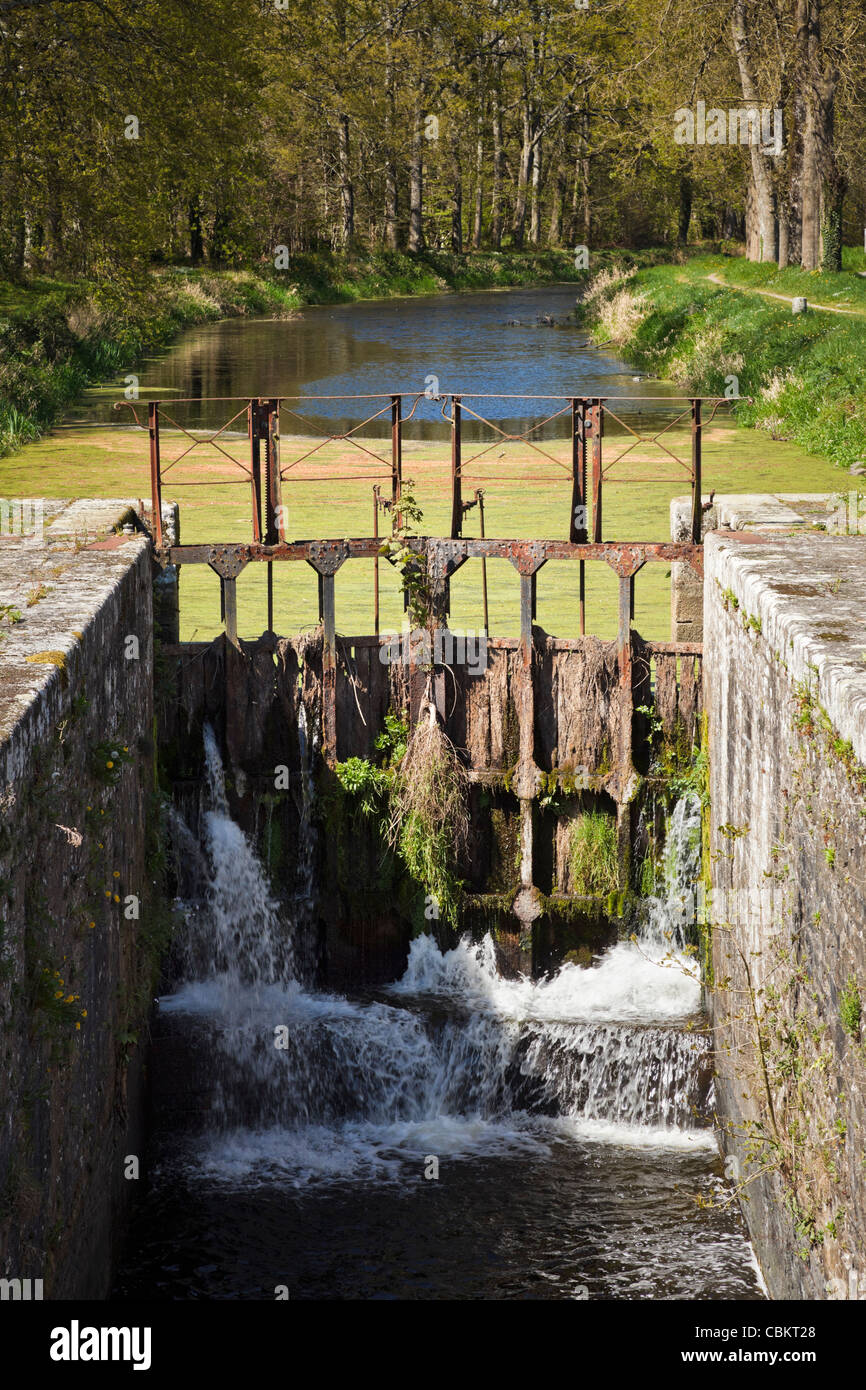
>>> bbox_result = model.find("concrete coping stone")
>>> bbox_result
[0,499,161,753]
[670,491,853,542]
[705,531,866,768]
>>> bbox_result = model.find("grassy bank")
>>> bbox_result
[0,248,598,457]
[579,252,866,471]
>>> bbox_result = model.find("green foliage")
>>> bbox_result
[334,708,467,930]
[377,483,433,628]
[569,810,618,896]
[719,821,749,841]
[30,966,85,1033]
[374,712,409,766]
[792,679,866,792]
[582,256,866,472]
[334,756,390,819]
[839,976,862,1041]
[639,696,708,808]
[388,720,469,929]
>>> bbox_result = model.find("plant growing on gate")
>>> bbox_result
[334,704,468,929]
[569,810,618,896]
[385,702,469,929]
[377,481,433,629]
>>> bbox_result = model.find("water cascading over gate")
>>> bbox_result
[113,716,764,1301]
[163,726,710,1166]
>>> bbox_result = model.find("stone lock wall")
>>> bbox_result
[704,531,866,1300]
[0,501,170,1297]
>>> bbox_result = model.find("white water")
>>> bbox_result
[162,734,713,1185]
[294,702,318,947]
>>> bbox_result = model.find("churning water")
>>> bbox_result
[115,730,762,1301]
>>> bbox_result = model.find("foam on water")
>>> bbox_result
[160,728,714,1184]
[391,931,700,1024]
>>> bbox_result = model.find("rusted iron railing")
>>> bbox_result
[120,391,724,553]
[117,391,716,762]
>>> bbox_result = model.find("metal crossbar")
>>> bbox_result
[116,390,721,655]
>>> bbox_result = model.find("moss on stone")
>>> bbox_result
[25,650,69,687]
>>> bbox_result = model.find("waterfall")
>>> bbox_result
[293,701,319,977]
[643,792,703,949]
[158,731,714,1182]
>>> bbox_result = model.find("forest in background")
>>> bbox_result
[1,0,865,283]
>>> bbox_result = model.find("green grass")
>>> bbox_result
[708,251,866,314]
[569,810,619,896]
[581,252,866,472]
[0,415,845,642]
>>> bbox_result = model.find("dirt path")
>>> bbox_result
[706,270,863,317]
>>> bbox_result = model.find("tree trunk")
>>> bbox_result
[451,132,463,254]
[530,134,542,246]
[384,163,399,252]
[571,103,591,243]
[188,198,204,264]
[777,208,790,269]
[409,103,424,252]
[732,0,777,262]
[210,206,229,264]
[472,138,484,249]
[678,174,692,242]
[40,188,63,270]
[800,101,821,268]
[338,113,355,245]
[549,160,566,246]
[472,130,484,249]
[384,20,398,250]
[10,189,25,277]
[787,88,805,266]
[491,78,504,249]
[795,0,840,271]
[821,176,845,271]
[511,105,535,248]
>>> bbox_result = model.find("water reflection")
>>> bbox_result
[73,285,686,440]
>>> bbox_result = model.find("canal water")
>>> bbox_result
[98,285,760,1298]
[71,282,684,438]
[113,726,763,1302]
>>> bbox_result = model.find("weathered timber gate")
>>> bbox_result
[140,392,709,979]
